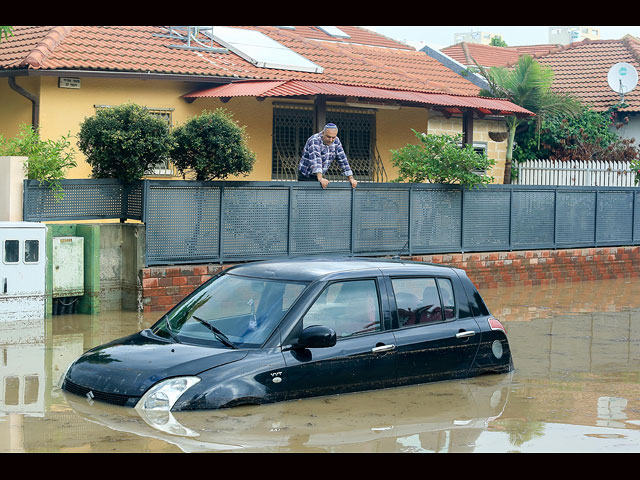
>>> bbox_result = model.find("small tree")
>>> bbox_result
[0,123,76,201]
[170,109,256,181]
[391,130,495,188]
[476,55,582,183]
[77,103,172,182]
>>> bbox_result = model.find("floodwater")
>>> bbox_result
[2,278,640,453]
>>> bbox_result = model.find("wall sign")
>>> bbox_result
[58,77,81,89]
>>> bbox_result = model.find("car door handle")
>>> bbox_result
[372,344,395,353]
[455,330,475,339]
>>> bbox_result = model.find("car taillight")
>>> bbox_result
[488,317,506,333]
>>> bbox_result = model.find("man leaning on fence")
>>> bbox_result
[298,123,358,189]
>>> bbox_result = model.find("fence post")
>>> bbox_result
[0,156,27,221]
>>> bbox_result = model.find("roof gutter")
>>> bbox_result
[8,76,39,130]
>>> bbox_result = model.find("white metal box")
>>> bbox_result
[0,221,47,321]
[52,236,84,298]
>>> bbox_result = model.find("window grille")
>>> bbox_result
[272,103,387,182]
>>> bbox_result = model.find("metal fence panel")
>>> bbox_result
[596,191,634,245]
[221,187,289,259]
[23,179,140,221]
[510,189,556,249]
[411,188,462,252]
[290,187,352,255]
[556,190,596,246]
[636,192,640,243]
[353,188,409,253]
[463,189,511,251]
[145,183,221,264]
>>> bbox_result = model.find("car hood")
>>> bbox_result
[65,329,248,398]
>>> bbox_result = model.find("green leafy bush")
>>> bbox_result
[170,108,256,180]
[0,123,76,201]
[391,130,495,188]
[77,103,172,182]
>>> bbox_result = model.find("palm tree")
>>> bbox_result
[476,55,582,183]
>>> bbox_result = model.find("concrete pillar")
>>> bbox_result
[0,156,27,221]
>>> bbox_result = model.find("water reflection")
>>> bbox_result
[1,278,640,452]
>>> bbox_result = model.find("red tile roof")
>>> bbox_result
[184,79,534,116]
[534,37,640,112]
[1,26,480,96]
[441,42,563,68]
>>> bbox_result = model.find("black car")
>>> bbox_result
[60,257,513,411]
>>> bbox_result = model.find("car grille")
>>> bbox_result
[63,379,138,407]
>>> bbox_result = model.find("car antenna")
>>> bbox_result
[392,240,409,260]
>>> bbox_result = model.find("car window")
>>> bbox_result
[159,274,307,348]
[392,277,455,327]
[302,280,381,338]
[437,278,455,319]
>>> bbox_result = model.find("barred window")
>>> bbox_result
[272,103,384,182]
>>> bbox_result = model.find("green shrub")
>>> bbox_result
[391,130,495,188]
[77,103,172,182]
[170,108,255,181]
[0,123,76,201]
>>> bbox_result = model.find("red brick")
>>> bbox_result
[172,276,188,286]
[165,267,181,277]
[193,265,208,275]
[187,275,204,285]
[142,277,158,288]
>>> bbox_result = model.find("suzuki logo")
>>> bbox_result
[86,390,95,405]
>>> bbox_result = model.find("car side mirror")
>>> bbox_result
[296,325,337,349]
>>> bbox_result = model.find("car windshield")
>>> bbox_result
[151,273,307,348]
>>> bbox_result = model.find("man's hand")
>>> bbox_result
[317,175,330,189]
[349,176,358,189]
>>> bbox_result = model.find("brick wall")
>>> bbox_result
[412,246,640,289]
[140,246,640,313]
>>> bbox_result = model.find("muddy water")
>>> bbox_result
[1,278,640,453]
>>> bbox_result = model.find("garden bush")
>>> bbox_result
[170,108,255,181]
[77,103,172,182]
[391,130,495,188]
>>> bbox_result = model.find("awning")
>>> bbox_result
[182,79,534,117]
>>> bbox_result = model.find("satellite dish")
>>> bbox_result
[607,62,638,102]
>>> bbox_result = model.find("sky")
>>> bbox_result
[363,26,640,51]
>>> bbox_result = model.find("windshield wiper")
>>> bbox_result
[192,315,238,349]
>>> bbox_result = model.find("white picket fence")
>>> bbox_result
[513,159,637,187]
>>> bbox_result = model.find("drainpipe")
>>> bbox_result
[8,76,39,131]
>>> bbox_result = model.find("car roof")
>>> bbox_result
[225,256,458,282]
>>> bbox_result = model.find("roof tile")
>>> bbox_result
[1,26,480,96]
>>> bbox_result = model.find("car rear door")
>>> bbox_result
[281,276,397,400]
[388,274,481,386]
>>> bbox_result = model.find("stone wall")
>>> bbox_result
[139,246,640,314]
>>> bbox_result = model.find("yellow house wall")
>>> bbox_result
[0,76,39,137]
[427,113,508,184]
[2,75,507,183]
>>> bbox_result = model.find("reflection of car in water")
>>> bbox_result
[62,373,514,453]
[60,257,513,412]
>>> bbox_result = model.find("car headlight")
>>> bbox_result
[135,376,201,411]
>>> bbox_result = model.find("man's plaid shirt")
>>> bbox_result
[298,132,353,177]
